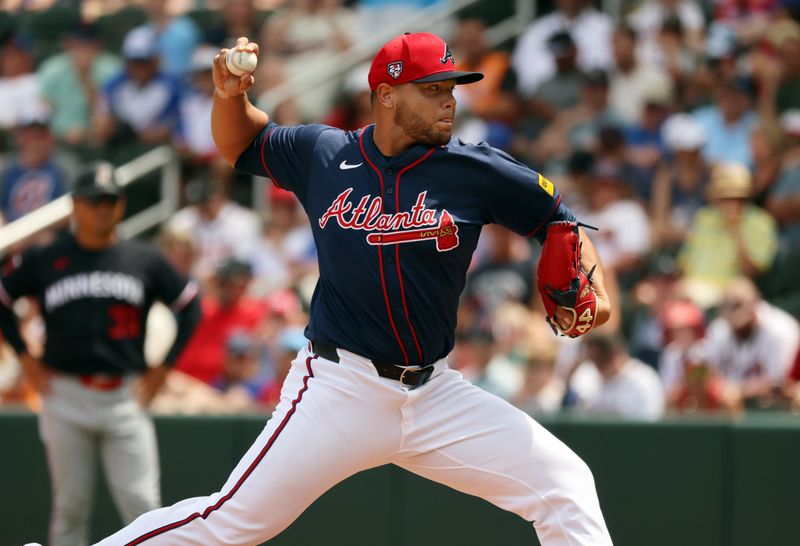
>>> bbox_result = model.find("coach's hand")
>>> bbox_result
[213,37,258,99]
[135,364,169,407]
[19,352,51,396]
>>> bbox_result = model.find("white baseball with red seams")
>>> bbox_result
[225,49,257,76]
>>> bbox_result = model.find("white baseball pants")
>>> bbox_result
[95,345,612,546]
[41,375,161,546]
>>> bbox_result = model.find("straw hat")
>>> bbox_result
[706,163,752,200]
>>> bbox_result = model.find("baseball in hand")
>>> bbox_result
[225,49,258,76]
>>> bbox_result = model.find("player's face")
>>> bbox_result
[395,80,457,146]
[73,195,126,236]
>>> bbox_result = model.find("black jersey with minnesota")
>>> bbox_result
[0,232,196,375]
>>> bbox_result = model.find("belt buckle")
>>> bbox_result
[398,365,433,390]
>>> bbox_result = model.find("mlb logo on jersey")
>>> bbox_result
[387,61,403,79]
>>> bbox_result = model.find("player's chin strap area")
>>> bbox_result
[311,341,435,389]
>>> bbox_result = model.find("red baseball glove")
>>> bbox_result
[537,221,598,337]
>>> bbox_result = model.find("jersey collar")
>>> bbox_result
[359,124,442,170]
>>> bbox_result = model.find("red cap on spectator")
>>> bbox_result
[368,32,483,91]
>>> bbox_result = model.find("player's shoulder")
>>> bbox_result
[442,138,532,174]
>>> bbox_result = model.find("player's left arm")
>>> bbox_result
[474,146,611,335]
[139,253,202,405]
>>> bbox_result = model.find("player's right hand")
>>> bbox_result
[19,352,51,396]
[213,37,258,99]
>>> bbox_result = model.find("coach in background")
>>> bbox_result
[0,163,201,546]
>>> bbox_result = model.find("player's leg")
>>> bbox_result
[393,367,612,546]
[40,383,99,546]
[93,347,402,546]
[99,393,160,524]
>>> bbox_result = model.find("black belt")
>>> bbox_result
[311,341,435,390]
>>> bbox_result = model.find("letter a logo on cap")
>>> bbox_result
[387,61,403,79]
[440,44,454,65]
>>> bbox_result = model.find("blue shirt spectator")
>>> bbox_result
[0,111,68,222]
[94,27,181,147]
[693,78,758,167]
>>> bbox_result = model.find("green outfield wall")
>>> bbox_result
[2,411,798,546]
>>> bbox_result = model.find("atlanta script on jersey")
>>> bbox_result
[236,123,574,366]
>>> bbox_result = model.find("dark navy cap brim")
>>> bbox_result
[412,71,484,85]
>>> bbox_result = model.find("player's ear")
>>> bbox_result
[376,84,395,109]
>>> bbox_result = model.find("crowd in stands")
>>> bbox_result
[1,0,800,421]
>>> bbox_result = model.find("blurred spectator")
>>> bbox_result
[570,332,665,420]
[139,0,201,78]
[259,0,356,121]
[517,30,583,142]
[650,113,709,249]
[581,159,651,282]
[766,112,800,244]
[713,0,776,46]
[259,326,307,408]
[655,14,701,80]
[535,70,623,166]
[628,0,705,60]
[513,344,565,415]
[205,0,262,48]
[693,77,758,167]
[512,0,613,96]
[0,107,72,223]
[175,45,219,162]
[609,25,674,127]
[705,277,800,408]
[453,327,511,400]
[93,26,181,152]
[250,186,316,296]
[37,22,121,145]
[213,331,266,411]
[593,126,652,201]
[158,222,197,279]
[322,62,373,131]
[168,173,261,283]
[174,259,267,385]
[656,298,741,413]
[0,32,40,133]
[623,83,673,172]
[451,16,518,125]
[462,224,534,324]
[678,163,777,307]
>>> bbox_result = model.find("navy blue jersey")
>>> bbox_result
[237,123,573,366]
[0,232,197,374]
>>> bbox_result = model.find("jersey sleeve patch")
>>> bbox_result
[538,173,555,197]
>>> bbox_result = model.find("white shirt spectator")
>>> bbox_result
[658,339,709,393]
[583,199,651,270]
[610,65,673,126]
[178,91,215,157]
[0,74,40,130]
[571,358,665,420]
[628,0,705,38]
[169,202,261,280]
[511,8,613,96]
[704,302,800,384]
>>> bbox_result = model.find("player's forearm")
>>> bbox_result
[578,227,611,327]
[212,91,270,166]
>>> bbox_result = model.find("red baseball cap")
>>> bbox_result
[368,32,483,91]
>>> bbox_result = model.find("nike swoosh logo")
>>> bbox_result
[339,160,363,170]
